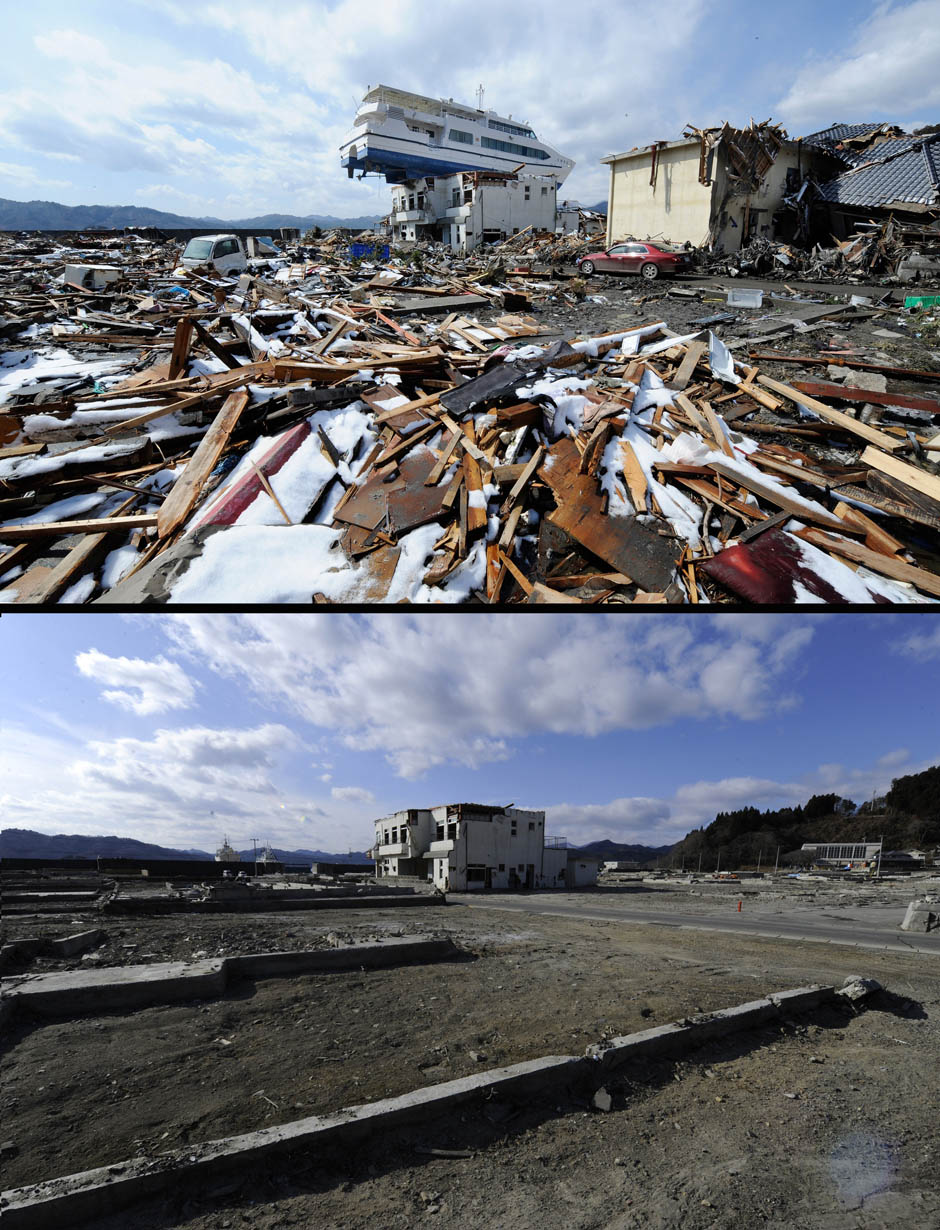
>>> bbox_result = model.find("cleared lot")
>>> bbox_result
[2,885,938,1228]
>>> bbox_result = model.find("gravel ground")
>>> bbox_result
[2,888,938,1229]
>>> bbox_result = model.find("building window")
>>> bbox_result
[517,864,524,872]
[499,864,505,872]
[528,822,535,830]
[452,189,460,207]
[425,177,435,189]
[450,129,473,144]
[488,119,536,138]
[480,136,549,160]
[541,186,548,196]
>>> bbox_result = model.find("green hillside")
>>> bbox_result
[662,765,939,870]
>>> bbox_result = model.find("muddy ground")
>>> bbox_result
[2,889,938,1229]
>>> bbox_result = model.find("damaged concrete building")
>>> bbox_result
[339,85,575,253]
[602,119,940,254]
[370,804,600,891]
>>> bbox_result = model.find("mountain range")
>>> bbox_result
[0,198,383,232]
[0,829,369,863]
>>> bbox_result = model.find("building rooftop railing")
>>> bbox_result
[544,836,568,849]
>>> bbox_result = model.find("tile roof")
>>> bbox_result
[815,135,940,209]
[802,122,891,150]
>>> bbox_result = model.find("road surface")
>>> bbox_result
[447,891,940,955]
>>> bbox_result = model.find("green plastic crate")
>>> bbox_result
[904,293,940,309]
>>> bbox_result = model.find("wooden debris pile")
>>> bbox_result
[1,232,939,604]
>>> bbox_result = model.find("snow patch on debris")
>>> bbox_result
[0,346,126,397]
[167,522,481,605]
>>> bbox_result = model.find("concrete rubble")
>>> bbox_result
[1,226,939,604]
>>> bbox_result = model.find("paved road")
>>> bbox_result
[447,893,940,955]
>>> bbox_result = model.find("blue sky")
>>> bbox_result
[1,613,938,854]
[2,0,939,218]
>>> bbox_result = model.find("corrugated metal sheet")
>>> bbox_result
[816,136,940,208]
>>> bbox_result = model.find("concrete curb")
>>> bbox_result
[0,930,106,973]
[586,984,835,1070]
[0,937,458,1025]
[1,980,861,1229]
[103,893,442,915]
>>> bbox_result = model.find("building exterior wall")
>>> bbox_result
[390,173,557,252]
[605,138,822,253]
[709,144,808,252]
[606,142,713,248]
[372,804,595,891]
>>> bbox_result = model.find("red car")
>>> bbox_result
[577,241,690,280]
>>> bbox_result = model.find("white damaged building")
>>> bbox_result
[370,803,600,891]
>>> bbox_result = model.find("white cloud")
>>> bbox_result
[540,752,939,847]
[3,1,712,216]
[775,0,940,129]
[162,614,820,778]
[897,622,940,659]
[319,772,333,783]
[331,785,375,802]
[75,648,197,715]
[0,720,359,853]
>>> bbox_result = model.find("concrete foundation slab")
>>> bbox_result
[1,937,458,1025]
[0,980,868,1230]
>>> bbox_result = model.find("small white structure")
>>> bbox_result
[215,835,240,863]
[800,841,882,869]
[63,264,121,291]
[371,803,599,891]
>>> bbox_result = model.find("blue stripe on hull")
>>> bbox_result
[342,148,495,179]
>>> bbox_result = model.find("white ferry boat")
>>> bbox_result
[215,835,240,863]
[339,85,574,184]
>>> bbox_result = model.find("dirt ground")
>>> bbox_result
[2,890,938,1229]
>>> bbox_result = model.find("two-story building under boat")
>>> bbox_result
[339,85,575,252]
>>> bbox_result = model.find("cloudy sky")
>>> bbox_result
[2,0,940,219]
[1,613,938,855]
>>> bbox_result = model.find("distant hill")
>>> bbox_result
[0,828,371,864]
[578,839,673,864]
[234,848,371,864]
[663,765,940,870]
[0,198,383,232]
[0,828,211,861]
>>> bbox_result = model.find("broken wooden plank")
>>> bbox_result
[502,445,544,512]
[757,375,904,453]
[619,440,649,514]
[705,458,845,529]
[747,351,940,385]
[0,514,158,543]
[668,339,708,391]
[860,445,940,505]
[540,438,678,592]
[794,527,940,598]
[167,317,195,381]
[833,500,905,557]
[156,391,251,538]
[791,381,940,415]
[17,495,139,603]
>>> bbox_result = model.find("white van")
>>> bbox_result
[180,234,248,274]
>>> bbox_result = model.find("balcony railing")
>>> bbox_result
[544,836,568,849]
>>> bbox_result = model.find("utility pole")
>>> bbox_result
[697,849,702,873]
[757,848,763,873]
[774,845,780,874]
[716,848,721,873]
[876,835,883,879]
[251,837,259,879]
